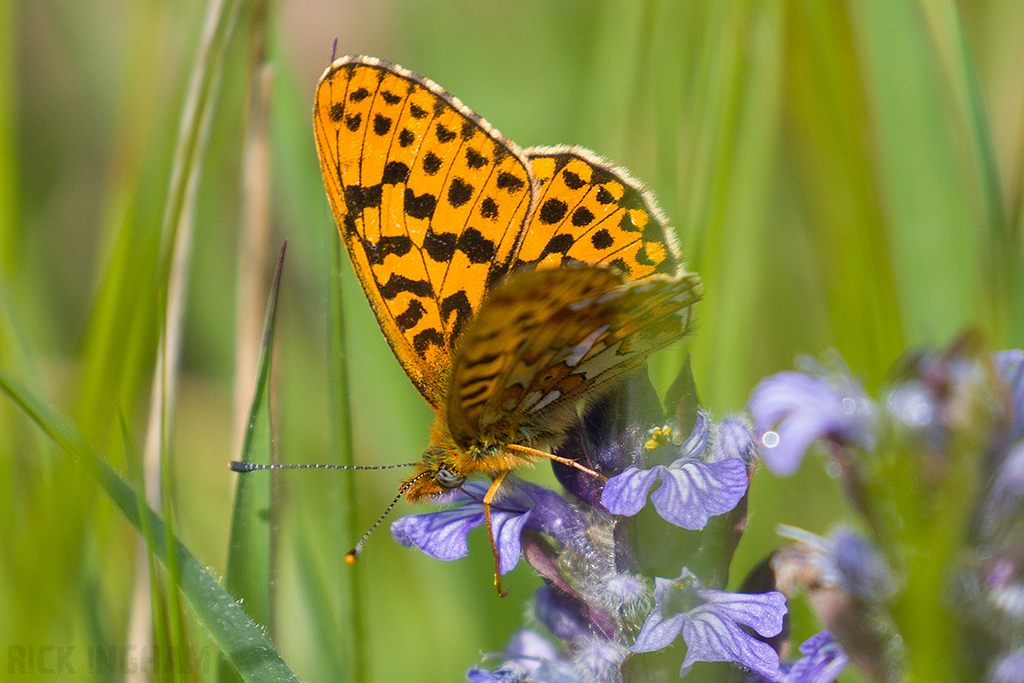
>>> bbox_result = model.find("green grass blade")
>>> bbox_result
[917,0,1019,344]
[330,235,365,683]
[0,368,300,682]
[225,244,287,643]
[120,413,170,680]
[848,2,982,347]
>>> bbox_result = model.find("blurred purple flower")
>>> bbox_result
[994,350,1024,442]
[465,630,577,683]
[631,568,787,679]
[391,480,583,575]
[601,412,749,528]
[748,371,875,476]
[787,630,848,683]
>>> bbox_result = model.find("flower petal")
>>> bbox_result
[679,609,781,680]
[748,371,874,476]
[679,411,710,460]
[788,630,848,683]
[601,465,662,516]
[390,505,483,561]
[631,610,686,653]
[694,589,787,638]
[710,417,757,465]
[465,663,527,683]
[649,458,749,529]
[494,507,533,574]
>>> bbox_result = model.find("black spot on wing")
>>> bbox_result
[349,88,370,102]
[395,299,426,331]
[497,171,525,193]
[328,103,345,122]
[405,189,437,220]
[448,178,474,208]
[364,235,413,266]
[379,274,434,300]
[382,161,410,185]
[422,152,443,175]
[591,166,614,185]
[461,120,476,140]
[373,113,393,136]
[561,169,586,190]
[398,129,415,147]
[479,197,498,220]
[380,90,402,105]
[591,229,613,250]
[344,184,382,212]
[465,148,488,169]
[436,123,457,143]
[541,233,574,257]
[440,291,473,344]
[596,186,615,205]
[457,228,497,264]
[345,113,362,132]
[409,103,428,119]
[571,206,595,227]
[413,328,445,355]
[538,198,568,225]
[424,228,457,262]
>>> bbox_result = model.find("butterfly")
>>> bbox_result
[310,55,701,593]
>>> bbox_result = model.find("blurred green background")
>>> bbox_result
[1,0,1022,681]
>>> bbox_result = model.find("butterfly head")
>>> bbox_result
[403,444,468,501]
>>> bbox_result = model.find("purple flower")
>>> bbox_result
[465,630,576,683]
[992,650,1024,683]
[711,417,759,465]
[774,526,894,602]
[552,367,666,506]
[747,371,875,476]
[994,350,1024,442]
[631,567,787,679]
[601,412,749,528]
[390,480,585,575]
[787,631,848,683]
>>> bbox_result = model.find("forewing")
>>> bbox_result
[514,147,683,279]
[447,267,702,447]
[314,56,536,407]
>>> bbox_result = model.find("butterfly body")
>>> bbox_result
[313,56,702,580]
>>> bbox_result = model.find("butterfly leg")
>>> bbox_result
[505,443,607,481]
[483,470,510,597]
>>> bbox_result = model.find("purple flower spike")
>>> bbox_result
[747,371,875,476]
[390,481,533,574]
[602,415,749,529]
[631,568,787,680]
[787,630,848,683]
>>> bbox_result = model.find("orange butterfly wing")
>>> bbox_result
[313,56,537,408]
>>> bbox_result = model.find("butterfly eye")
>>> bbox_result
[435,467,466,489]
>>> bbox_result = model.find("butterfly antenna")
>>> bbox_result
[229,461,418,473]
[344,471,431,565]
